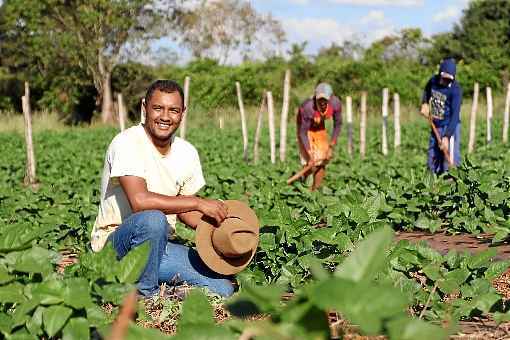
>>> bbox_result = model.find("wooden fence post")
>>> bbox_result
[254,93,266,164]
[117,93,126,131]
[393,93,401,151]
[22,81,37,187]
[503,83,510,143]
[346,96,353,155]
[219,116,224,129]
[180,76,190,139]
[267,91,276,164]
[486,86,493,144]
[449,135,454,165]
[360,91,367,159]
[279,69,291,162]
[236,81,249,161]
[381,88,389,156]
[468,82,479,153]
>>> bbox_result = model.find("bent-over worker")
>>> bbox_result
[296,82,342,190]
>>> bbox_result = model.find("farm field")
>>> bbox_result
[2,116,510,339]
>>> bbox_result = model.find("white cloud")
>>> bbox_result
[327,0,423,6]
[288,0,310,4]
[432,6,461,22]
[361,10,385,24]
[282,17,356,47]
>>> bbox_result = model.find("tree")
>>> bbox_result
[364,28,429,62]
[176,0,285,64]
[1,0,176,122]
[317,40,364,61]
[452,0,510,80]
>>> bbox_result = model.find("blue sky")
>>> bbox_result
[145,0,471,64]
[250,0,471,55]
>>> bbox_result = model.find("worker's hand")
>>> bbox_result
[196,198,228,226]
[307,158,323,167]
[420,103,430,117]
[326,146,333,160]
[441,136,449,153]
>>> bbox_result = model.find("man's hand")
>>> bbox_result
[420,103,430,117]
[196,198,228,226]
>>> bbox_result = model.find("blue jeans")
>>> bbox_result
[108,210,234,297]
[427,124,461,174]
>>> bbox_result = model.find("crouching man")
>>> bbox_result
[91,80,234,297]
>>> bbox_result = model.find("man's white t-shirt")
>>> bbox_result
[90,124,205,252]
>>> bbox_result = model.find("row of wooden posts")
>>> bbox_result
[231,76,510,163]
[18,76,510,188]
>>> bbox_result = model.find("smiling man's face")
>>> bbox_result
[144,89,184,146]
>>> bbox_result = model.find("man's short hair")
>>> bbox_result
[145,80,185,107]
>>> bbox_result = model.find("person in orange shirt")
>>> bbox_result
[296,83,342,190]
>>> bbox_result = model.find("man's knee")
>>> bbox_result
[139,210,169,240]
[212,280,235,297]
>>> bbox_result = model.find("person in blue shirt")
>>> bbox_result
[420,58,462,174]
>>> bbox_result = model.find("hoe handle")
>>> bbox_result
[427,113,454,167]
[287,163,315,185]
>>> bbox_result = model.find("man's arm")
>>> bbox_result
[330,99,342,146]
[177,211,203,229]
[422,78,433,104]
[118,176,227,225]
[298,110,312,158]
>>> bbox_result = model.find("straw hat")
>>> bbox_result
[195,200,259,275]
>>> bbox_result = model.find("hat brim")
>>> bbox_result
[196,200,259,275]
[440,72,454,80]
[315,93,331,100]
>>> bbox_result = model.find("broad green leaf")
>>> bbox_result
[62,317,89,340]
[62,278,93,309]
[311,228,337,245]
[472,292,500,313]
[173,324,235,340]
[0,282,26,303]
[26,306,45,337]
[437,268,470,294]
[0,313,13,334]
[94,283,133,305]
[484,261,510,280]
[279,300,329,338]
[124,323,170,340]
[228,284,286,315]
[311,278,408,334]
[178,290,214,331]
[12,299,40,328]
[387,316,448,340]
[467,249,497,269]
[422,264,443,281]
[414,216,442,233]
[494,311,510,324]
[28,280,64,305]
[86,305,111,328]
[6,327,35,340]
[0,264,14,285]
[9,247,56,276]
[43,305,73,337]
[335,226,393,282]
[115,241,150,283]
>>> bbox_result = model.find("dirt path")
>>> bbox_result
[395,231,510,261]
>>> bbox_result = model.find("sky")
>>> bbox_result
[251,0,471,55]
[146,0,471,65]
